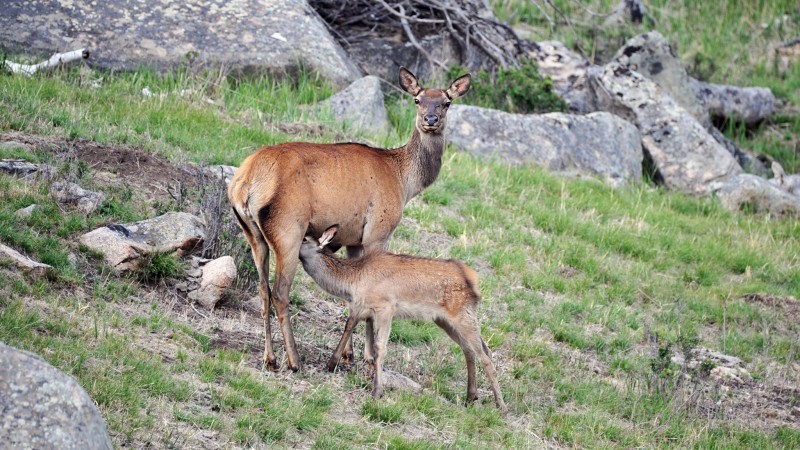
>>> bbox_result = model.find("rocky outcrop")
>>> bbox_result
[447,105,642,187]
[589,63,741,196]
[50,181,105,215]
[0,243,53,276]
[313,76,392,135]
[611,32,772,173]
[79,212,205,271]
[612,32,776,127]
[672,346,753,384]
[0,342,113,450]
[0,0,361,87]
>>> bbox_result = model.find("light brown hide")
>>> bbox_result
[227,68,470,371]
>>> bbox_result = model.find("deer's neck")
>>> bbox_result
[399,127,445,203]
[300,252,357,303]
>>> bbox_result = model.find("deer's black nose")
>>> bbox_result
[424,114,439,126]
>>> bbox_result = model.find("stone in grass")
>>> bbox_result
[79,212,205,272]
[188,255,237,309]
[0,342,113,450]
[0,243,53,276]
[14,204,41,219]
[50,181,106,215]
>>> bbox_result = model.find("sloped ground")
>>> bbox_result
[1,131,798,448]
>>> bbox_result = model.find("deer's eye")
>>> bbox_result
[444,101,451,108]
[414,98,420,105]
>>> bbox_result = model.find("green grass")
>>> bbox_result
[2,6,800,445]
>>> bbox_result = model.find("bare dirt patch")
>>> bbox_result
[742,293,800,324]
[1,131,199,206]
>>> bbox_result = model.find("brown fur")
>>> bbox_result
[299,226,507,411]
[228,68,471,371]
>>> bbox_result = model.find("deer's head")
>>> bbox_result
[399,67,471,135]
[300,225,339,260]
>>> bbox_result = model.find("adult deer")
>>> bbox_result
[299,225,507,412]
[228,68,471,371]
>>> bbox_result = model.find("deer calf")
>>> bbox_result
[299,226,507,411]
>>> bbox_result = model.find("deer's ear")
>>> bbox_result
[318,225,338,248]
[446,73,471,99]
[399,67,421,96]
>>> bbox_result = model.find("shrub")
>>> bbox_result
[447,60,567,114]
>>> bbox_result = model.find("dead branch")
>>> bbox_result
[3,49,90,76]
[309,0,524,73]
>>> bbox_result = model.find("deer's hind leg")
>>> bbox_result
[450,313,508,413]
[434,317,478,403]
[232,206,278,370]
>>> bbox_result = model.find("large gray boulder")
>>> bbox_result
[0,0,361,87]
[0,342,113,450]
[710,174,800,217]
[612,31,708,124]
[447,105,642,187]
[588,63,741,196]
[690,78,776,127]
[313,76,392,136]
[79,212,205,271]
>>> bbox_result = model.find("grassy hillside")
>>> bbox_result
[1,2,799,448]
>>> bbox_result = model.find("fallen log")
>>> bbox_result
[3,48,89,76]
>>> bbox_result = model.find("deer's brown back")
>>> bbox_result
[230,142,406,247]
[356,254,481,318]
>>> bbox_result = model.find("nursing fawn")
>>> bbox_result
[299,225,506,411]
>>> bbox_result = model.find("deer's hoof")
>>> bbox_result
[264,358,279,372]
[372,385,384,399]
[326,359,340,372]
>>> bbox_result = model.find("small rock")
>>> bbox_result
[710,366,751,384]
[711,173,800,217]
[189,255,237,309]
[186,267,203,279]
[50,181,105,214]
[382,368,422,393]
[0,243,53,276]
[312,76,392,136]
[190,256,213,268]
[0,159,40,176]
[0,140,34,154]
[204,165,238,187]
[14,204,40,219]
